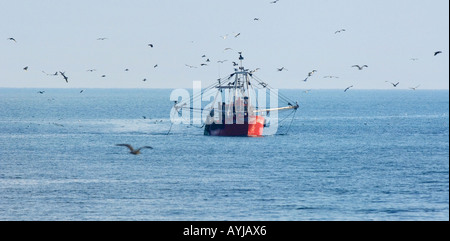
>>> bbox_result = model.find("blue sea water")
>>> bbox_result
[0,88,448,220]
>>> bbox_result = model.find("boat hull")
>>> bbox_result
[204,116,265,137]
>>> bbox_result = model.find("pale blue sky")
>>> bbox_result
[1,0,448,89]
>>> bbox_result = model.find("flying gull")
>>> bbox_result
[434,51,442,56]
[386,81,400,87]
[116,144,153,155]
[59,71,69,83]
[185,64,198,68]
[344,85,354,92]
[303,70,317,81]
[409,85,420,90]
[352,65,368,70]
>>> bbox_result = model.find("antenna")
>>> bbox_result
[238,52,244,69]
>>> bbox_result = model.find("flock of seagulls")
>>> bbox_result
[8,35,159,89]
[292,29,443,92]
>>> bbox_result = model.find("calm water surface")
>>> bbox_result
[0,88,448,220]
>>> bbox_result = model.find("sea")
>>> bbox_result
[0,88,448,221]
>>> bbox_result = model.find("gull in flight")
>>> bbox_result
[386,81,400,87]
[335,29,346,34]
[352,65,368,70]
[409,85,420,90]
[7,37,17,42]
[185,64,198,68]
[116,144,153,155]
[303,70,317,81]
[434,51,442,56]
[344,85,354,92]
[59,71,69,83]
[277,67,288,72]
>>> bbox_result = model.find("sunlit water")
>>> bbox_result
[0,88,448,220]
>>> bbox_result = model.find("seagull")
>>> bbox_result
[80,90,84,93]
[101,75,106,78]
[37,91,45,94]
[234,33,241,38]
[217,60,228,64]
[307,70,317,76]
[254,18,260,21]
[409,85,420,90]
[386,81,400,87]
[154,64,158,68]
[250,68,260,74]
[97,37,108,40]
[335,29,346,34]
[352,65,368,70]
[148,43,154,48]
[86,69,97,72]
[142,78,147,82]
[124,68,129,71]
[224,48,233,51]
[232,62,239,66]
[270,0,279,3]
[410,58,419,61]
[303,70,317,81]
[59,71,68,83]
[344,85,354,92]
[185,64,198,68]
[200,63,208,66]
[115,144,153,155]
[7,38,16,42]
[23,66,28,71]
[277,67,288,71]
[434,51,442,56]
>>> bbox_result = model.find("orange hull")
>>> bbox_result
[204,116,265,137]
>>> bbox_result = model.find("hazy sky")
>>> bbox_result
[1,0,448,89]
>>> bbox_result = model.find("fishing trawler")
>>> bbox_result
[175,53,299,137]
